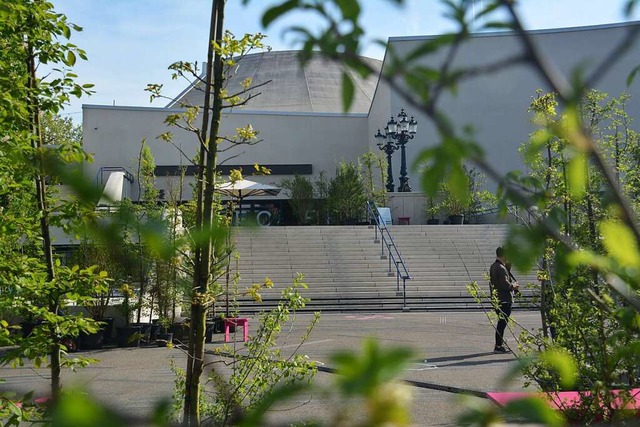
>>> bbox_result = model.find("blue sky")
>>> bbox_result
[50,0,635,120]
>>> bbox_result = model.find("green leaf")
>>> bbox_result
[524,129,552,163]
[625,0,638,16]
[66,50,76,66]
[627,64,640,86]
[335,0,360,20]
[476,1,501,19]
[600,220,640,267]
[567,151,586,198]
[567,249,609,271]
[62,24,71,39]
[447,163,468,202]
[404,34,456,62]
[262,0,299,28]
[504,396,565,426]
[414,147,443,196]
[331,339,413,396]
[504,224,547,272]
[482,21,515,30]
[51,390,122,426]
[540,349,577,389]
[341,72,355,112]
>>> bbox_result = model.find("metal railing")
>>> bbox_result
[466,203,529,225]
[366,200,411,311]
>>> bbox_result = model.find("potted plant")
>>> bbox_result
[156,330,173,347]
[442,191,467,224]
[206,311,226,343]
[116,283,142,348]
[425,195,443,225]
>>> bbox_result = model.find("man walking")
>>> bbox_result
[489,246,519,353]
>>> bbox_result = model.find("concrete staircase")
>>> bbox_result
[387,224,539,307]
[229,224,539,314]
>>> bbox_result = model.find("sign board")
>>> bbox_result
[377,207,392,225]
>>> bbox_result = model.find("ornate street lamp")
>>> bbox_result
[375,123,399,192]
[375,108,418,192]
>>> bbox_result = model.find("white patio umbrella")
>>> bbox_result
[215,179,281,224]
[216,179,281,199]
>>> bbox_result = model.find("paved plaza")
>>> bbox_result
[0,310,542,426]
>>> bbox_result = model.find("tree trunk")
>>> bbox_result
[27,38,59,401]
[184,1,224,425]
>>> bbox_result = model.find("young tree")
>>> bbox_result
[146,2,270,424]
[327,161,367,224]
[151,169,189,324]
[280,175,315,224]
[0,0,106,407]
[131,139,162,324]
[510,90,640,421]
[360,150,388,206]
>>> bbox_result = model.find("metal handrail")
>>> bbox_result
[466,203,526,225]
[366,200,411,311]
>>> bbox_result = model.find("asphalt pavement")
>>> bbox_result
[0,310,542,426]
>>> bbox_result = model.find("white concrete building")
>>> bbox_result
[81,22,640,227]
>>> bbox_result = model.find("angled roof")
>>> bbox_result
[167,50,382,114]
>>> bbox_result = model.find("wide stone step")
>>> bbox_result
[234,296,538,314]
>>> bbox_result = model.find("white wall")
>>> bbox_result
[222,110,369,177]
[386,192,426,225]
[83,106,369,201]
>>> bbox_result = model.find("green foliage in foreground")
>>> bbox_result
[1,337,414,427]
[242,0,640,424]
[510,89,640,424]
[4,0,640,425]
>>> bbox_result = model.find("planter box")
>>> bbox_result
[99,317,115,345]
[116,325,142,348]
[448,214,464,225]
[169,323,190,343]
[79,329,104,350]
[205,319,225,343]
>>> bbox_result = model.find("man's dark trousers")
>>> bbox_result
[495,302,512,347]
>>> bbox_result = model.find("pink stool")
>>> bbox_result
[224,317,249,343]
